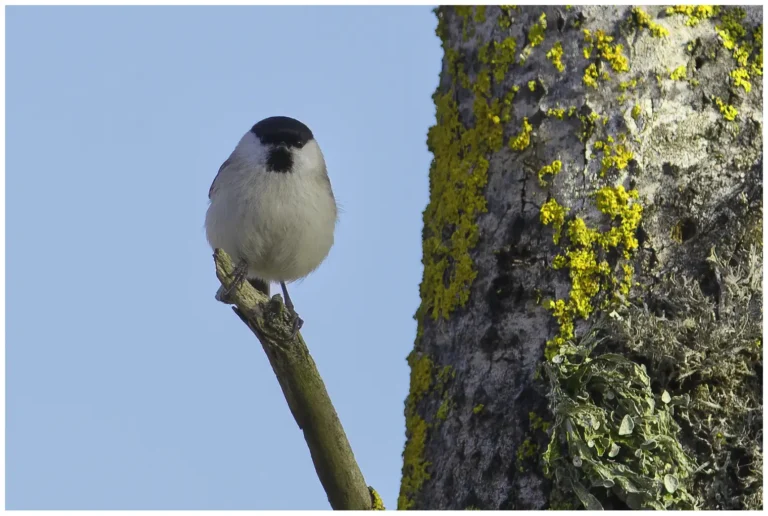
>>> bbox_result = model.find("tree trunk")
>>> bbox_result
[400,5,762,510]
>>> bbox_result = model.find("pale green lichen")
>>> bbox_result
[473,404,485,414]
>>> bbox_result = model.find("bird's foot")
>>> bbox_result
[279,281,303,340]
[224,260,249,297]
[286,307,304,340]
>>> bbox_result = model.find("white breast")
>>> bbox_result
[205,137,337,283]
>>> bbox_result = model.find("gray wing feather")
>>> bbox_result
[208,158,231,199]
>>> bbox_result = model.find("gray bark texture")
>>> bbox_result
[400,5,762,510]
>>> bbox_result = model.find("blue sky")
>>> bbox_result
[6,6,441,509]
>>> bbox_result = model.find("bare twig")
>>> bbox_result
[213,248,377,510]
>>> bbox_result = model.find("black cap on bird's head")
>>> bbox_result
[251,116,314,149]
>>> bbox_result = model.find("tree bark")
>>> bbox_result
[400,5,762,510]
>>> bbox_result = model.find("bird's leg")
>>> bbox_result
[280,281,304,338]
[224,259,250,297]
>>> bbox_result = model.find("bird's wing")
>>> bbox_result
[208,158,232,199]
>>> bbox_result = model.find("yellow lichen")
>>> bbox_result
[730,67,752,92]
[516,438,538,471]
[632,7,670,37]
[528,12,547,47]
[583,29,629,72]
[399,353,434,509]
[528,80,537,91]
[670,65,687,80]
[541,186,642,360]
[592,136,634,177]
[473,404,485,414]
[631,104,642,119]
[715,96,738,121]
[369,487,386,510]
[540,198,568,244]
[583,63,599,89]
[473,5,486,23]
[619,78,638,90]
[510,117,533,151]
[487,37,517,82]
[547,107,566,119]
[666,5,719,26]
[538,159,563,187]
[546,41,565,72]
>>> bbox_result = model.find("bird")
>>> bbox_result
[206,116,338,335]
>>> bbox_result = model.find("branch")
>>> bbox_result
[212,249,378,510]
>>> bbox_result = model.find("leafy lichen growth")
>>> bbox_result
[598,247,764,509]
[473,403,485,414]
[542,338,700,509]
[631,104,641,120]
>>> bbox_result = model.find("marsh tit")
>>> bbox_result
[206,116,338,334]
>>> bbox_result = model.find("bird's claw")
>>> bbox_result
[224,260,250,297]
[287,309,304,340]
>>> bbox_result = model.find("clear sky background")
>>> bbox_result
[6,6,441,509]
